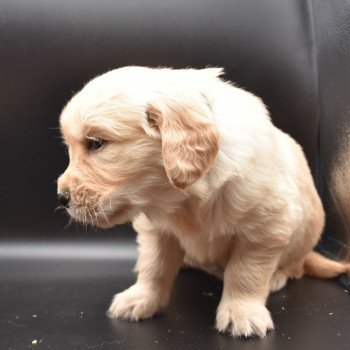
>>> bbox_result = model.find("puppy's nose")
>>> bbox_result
[57,191,70,208]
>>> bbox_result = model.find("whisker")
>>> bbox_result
[54,205,66,213]
[98,203,111,226]
[64,216,73,231]
[87,210,97,232]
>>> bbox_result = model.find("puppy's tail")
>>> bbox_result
[303,251,350,278]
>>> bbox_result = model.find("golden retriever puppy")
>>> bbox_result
[57,66,350,338]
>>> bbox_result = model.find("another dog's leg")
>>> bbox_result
[108,215,184,321]
[216,233,288,338]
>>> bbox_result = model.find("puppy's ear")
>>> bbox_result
[145,97,220,190]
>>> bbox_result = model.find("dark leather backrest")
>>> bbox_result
[0,0,348,257]
[313,1,350,258]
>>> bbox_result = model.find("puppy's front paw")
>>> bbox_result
[107,283,164,321]
[216,299,274,338]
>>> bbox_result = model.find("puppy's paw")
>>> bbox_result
[269,270,288,293]
[216,299,274,338]
[107,283,164,321]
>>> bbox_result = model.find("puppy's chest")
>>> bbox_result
[160,209,232,266]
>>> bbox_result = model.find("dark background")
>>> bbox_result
[0,1,349,349]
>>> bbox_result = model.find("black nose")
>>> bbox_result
[57,191,70,208]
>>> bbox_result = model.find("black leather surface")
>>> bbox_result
[1,241,349,350]
[312,0,350,258]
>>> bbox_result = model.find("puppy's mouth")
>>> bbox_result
[66,203,131,228]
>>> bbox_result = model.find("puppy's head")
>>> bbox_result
[57,67,220,228]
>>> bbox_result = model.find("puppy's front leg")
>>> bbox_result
[108,214,184,321]
[216,233,287,338]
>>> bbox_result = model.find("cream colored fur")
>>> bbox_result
[57,66,339,338]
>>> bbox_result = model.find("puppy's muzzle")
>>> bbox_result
[57,190,70,208]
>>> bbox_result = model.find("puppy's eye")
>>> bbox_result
[87,138,106,151]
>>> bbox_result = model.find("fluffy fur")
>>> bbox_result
[57,66,349,338]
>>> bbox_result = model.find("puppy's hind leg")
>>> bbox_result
[269,269,288,293]
[183,254,224,279]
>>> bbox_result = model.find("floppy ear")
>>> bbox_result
[145,96,220,190]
